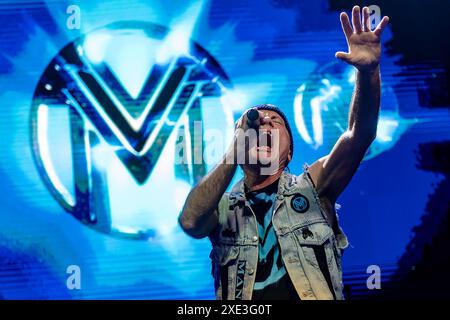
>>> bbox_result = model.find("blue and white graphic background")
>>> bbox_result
[0,0,449,299]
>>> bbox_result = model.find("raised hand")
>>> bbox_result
[336,6,389,71]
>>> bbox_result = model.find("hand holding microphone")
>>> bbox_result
[228,108,260,164]
[234,108,260,131]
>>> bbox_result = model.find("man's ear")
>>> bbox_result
[287,151,292,162]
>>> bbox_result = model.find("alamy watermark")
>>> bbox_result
[366,264,381,290]
[66,5,81,30]
[66,265,81,290]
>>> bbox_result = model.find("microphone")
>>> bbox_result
[246,108,260,129]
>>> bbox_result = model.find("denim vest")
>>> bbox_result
[208,170,349,300]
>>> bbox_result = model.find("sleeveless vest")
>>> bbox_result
[209,170,348,300]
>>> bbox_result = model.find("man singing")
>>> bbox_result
[179,6,389,300]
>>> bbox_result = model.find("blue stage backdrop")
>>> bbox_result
[0,0,449,299]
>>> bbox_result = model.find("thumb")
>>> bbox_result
[335,51,351,63]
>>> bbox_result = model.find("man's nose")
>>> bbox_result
[259,112,273,127]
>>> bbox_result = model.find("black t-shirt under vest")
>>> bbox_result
[245,180,300,300]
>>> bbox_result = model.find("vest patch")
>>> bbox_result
[290,194,310,213]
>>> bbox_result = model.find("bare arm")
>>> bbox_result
[178,151,237,239]
[179,114,250,238]
[309,6,389,203]
[310,67,380,203]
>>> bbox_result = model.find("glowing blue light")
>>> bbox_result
[83,32,112,64]
[37,104,75,206]
[376,117,399,142]
[155,1,203,64]
[365,113,418,160]
[220,89,250,113]
[91,140,120,171]
[100,30,159,100]
[156,28,191,64]
[294,81,342,150]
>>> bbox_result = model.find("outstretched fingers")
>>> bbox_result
[374,16,389,36]
[340,12,353,41]
[352,6,362,33]
[362,6,371,31]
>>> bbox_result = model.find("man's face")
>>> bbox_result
[245,110,292,174]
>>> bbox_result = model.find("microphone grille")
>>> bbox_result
[247,108,259,121]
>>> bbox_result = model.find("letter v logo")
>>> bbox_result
[31,22,232,238]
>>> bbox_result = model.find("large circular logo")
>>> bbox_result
[294,61,408,160]
[31,21,232,239]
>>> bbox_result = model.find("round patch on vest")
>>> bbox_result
[290,194,310,213]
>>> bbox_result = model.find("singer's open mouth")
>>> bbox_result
[256,146,271,153]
